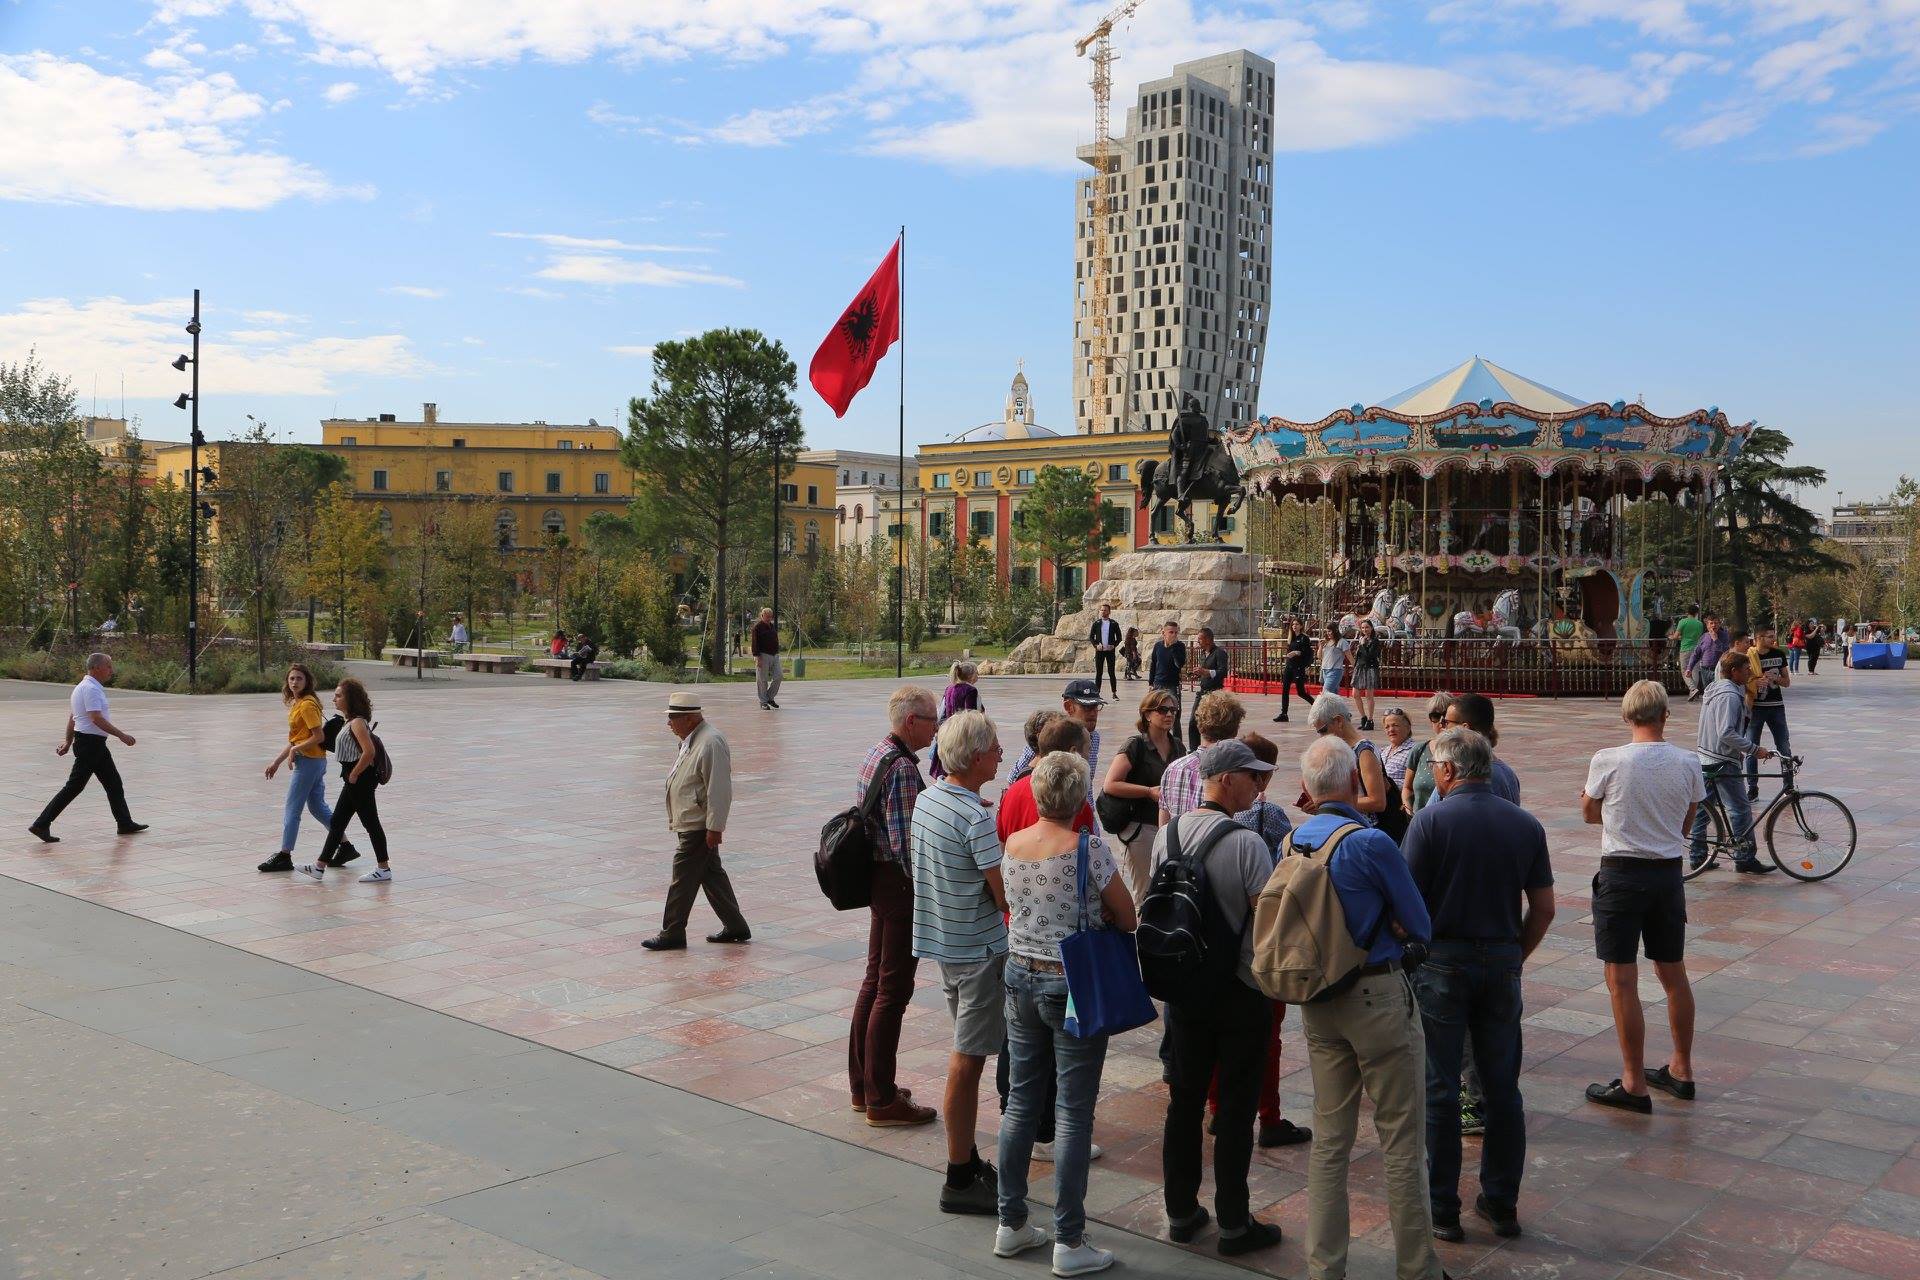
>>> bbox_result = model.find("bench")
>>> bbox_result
[301,642,349,659]
[384,647,444,669]
[532,657,609,681]
[458,653,524,674]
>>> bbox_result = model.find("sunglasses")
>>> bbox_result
[1149,705,1175,715]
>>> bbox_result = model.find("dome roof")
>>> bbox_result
[948,420,1061,443]
[1377,357,1587,416]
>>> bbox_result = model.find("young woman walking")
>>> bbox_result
[259,663,355,873]
[297,677,390,883]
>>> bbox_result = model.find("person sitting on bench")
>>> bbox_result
[569,634,599,681]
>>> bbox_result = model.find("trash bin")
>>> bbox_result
[793,656,806,678]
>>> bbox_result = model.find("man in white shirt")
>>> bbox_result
[29,653,146,842]
[1087,603,1122,698]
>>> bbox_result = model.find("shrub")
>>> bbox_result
[222,665,281,694]
[121,659,183,692]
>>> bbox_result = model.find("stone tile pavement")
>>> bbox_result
[4,664,1920,1279]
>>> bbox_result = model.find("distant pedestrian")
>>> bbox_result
[1147,621,1188,743]
[1271,618,1313,723]
[1745,624,1793,801]
[642,691,752,949]
[1317,622,1349,696]
[1120,626,1142,681]
[1101,688,1185,901]
[1405,727,1554,1243]
[850,687,939,1128]
[1187,628,1229,751]
[1088,602,1122,698]
[450,614,469,653]
[1583,680,1708,1113]
[259,662,356,873]
[1786,619,1805,673]
[910,710,1008,1216]
[995,750,1136,1275]
[751,607,782,709]
[1805,623,1825,674]
[1401,692,1454,817]
[29,652,147,843]
[1158,690,1245,828]
[1350,619,1383,731]
[929,659,982,780]
[568,632,599,681]
[1293,735,1440,1280]
[1673,604,1704,679]
[1683,612,1727,700]
[550,629,569,657]
[297,677,390,882]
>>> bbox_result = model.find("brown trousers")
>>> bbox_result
[661,828,749,938]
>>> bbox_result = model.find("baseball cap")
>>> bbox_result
[1062,679,1107,707]
[1199,740,1276,778]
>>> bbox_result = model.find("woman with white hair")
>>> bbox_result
[1402,691,1453,817]
[995,751,1136,1274]
[1305,692,1387,820]
[929,659,983,780]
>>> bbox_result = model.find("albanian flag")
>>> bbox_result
[809,239,900,418]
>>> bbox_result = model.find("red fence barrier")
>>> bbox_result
[1218,636,1686,700]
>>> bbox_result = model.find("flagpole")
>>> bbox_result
[896,224,905,679]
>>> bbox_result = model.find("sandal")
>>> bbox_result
[1646,1065,1696,1101]
[1584,1079,1652,1114]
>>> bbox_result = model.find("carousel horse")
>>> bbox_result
[1490,589,1525,641]
[1366,588,1395,632]
[1453,608,1483,638]
[1389,594,1418,637]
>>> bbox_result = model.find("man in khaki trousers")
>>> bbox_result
[1289,736,1441,1280]
[643,691,752,951]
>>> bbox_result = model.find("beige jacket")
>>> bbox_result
[665,719,732,833]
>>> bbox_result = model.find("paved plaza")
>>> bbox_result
[4,665,1920,1279]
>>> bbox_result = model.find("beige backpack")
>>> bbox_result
[1250,822,1371,1004]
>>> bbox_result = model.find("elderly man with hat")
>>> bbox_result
[1007,679,1106,781]
[643,691,752,951]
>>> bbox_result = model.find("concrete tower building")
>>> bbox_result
[1072,49,1275,436]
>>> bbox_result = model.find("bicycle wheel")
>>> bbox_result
[1683,803,1727,881]
[1766,791,1856,882]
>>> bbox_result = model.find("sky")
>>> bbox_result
[0,0,1915,506]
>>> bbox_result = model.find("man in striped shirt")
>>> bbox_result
[1157,690,1246,828]
[910,709,1008,1217]
[850,686,940,1129]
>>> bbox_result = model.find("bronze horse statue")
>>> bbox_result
[1137,396,1247,543]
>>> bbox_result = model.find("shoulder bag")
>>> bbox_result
[1060,831,1158,1039]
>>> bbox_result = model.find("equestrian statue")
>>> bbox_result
[1136,394,1247,544]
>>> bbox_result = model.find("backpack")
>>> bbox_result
[815,749,902,911]
[1136,813,1247,1005]
[368,722,393,786]
[1249,823,1370,1004]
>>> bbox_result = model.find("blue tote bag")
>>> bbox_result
[1059,832,1158,1039]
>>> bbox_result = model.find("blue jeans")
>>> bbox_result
[1690,763,1755,863]
[1744,704,1791,794]
[281,753,335,852]
[998,958,1108,1247]
[1413,943,1525,1218]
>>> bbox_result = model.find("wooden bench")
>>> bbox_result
[301,642,349,659]
[384,647,444,669]
[458,653,524,674]
[532,657,609,681]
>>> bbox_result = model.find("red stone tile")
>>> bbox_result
[1805,1223,1920,1280]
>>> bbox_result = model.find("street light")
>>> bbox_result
[172,289,202,687]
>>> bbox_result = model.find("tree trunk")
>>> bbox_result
[708,540,728,675]
[1726,504,1748,632]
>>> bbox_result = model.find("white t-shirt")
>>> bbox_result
[1583,740,1705,861]
[71,674,110,737]
[1319,638,1348,678]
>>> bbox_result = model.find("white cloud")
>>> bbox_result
[323,80,360,103]
[1796,110,1887,155]
[535,254,743,288]
[242,308,305,323]
[0,295,423,397]
[491,230,710,253]
[607,344,655,357]
[0,53,360,210]
[383,284,445,298]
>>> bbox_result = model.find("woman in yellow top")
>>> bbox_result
[258,663,356,873]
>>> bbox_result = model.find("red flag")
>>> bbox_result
[809,239,900,418]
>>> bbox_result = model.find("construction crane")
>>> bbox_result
[1075,0,1147,435]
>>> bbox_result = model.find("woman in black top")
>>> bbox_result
[1350,619,1384,732]
[1101,688,1185,903]
[1805,624,1824,674]
[1271,619,1314,723]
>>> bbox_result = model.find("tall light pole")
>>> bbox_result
[172,290,203,688]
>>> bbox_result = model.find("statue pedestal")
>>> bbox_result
[984,549,1260,675]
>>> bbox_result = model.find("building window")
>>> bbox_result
[806,523,819,555]
[974,470,991,488]
[932,473,951,489]
[1060,565,1084,596]
[494,510,516,547]
[435,469,451,492]
[780,483,799,502]
[971,509,994,538]
[452,438,466,448]
[1108,463,1128,482]
[860,471,869,484]
[853,503,863,522]
[546,471,562,494]
[377,508,393,535]
[558,440,573,450]
[806,484,819,505]
[542,509,564,535]
[929,510,949,539]
[371,469,389,491]
[1012,566,1036,588]
[594,472,610,494]
[1151,504,1176,535]
[498,472,515,493]
[340,435,357,447]
[888,522,905,539]
[1016,468,1036,485]
[1113,505,1131,534]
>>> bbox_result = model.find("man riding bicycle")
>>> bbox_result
[1690,650,1774,874]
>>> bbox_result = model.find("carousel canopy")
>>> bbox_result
[1379,357,1586,417]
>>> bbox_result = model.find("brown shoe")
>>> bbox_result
[850,1087,914,1114]
[864,1094,937,1127]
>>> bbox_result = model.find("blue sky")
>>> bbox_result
[1,1,1915,504]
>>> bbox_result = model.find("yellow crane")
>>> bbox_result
[1075,0,1147,435]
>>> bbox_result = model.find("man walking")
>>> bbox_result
[1404,728,1554,1242]
[751,607,782,709]
[1583,680,1711,1114]
[910,709,1008,1215]
[1745,624,1792,801]
[1088,603,1122,699]
[1683,612,1727,701]
[1272,619,1313,723]
[1691,652,1776,875]
[1293,735,1441,1280]
[1672,604,1704,682]
[29,652,147,842]
[1147,621,1187,744]
[850,687,938,1127]
[1188,628,1229,753]
[643,692,752,951]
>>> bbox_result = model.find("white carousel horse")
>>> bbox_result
[1453,609,1483,637]
[1338,612,1362,638]
[1366,588,1394,631]
[1490,589,1524,642]
[1389,594,1418,636]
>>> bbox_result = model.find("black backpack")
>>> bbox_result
[815,749,903,911]
[1136,814,1247,1005]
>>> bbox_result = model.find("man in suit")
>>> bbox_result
[643,691,752,950]
[1087,603,1122,698]
[1188,627,1230,753]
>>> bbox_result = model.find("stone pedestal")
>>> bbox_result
[984,548,1260,675]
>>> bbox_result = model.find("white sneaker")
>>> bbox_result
[1052,1238,1113,1277]
[295,863,324,881]
[1031,1141,1103,1162]
[358,867,392,883]
[994,1224,1051,1258]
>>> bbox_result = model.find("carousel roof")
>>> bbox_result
[1379,357,1587,417]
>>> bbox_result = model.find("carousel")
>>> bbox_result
[1223,357,1753,695]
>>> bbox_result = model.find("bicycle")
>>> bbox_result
[1684,755,1856,883]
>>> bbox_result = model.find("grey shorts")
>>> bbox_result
[939,954,1008,1057]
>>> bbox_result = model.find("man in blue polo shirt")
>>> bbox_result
[1291,736,1440,1280]
[1403,728,1554,1244]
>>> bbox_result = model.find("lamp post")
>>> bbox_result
[172,290,202,688]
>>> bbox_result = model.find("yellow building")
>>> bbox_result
[777,455,840,561]
[85,417,182,477]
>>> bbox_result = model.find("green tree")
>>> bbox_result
[1012,465,1124,627]
[210,421,301,669]
[275,444,350,641]
[622,329,805,673]
[431,500,502,629]
[308,481,387,649]
[0,354,108,635]
[1713,426,1841,631]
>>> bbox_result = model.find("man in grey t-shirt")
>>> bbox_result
[1154,741,1287,1258]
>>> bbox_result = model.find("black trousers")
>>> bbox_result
[35,734,134,831]
[1093,649,1117,697]
[1164,980,1272,1229]
[1278,667,1311,716]
[321,767,388,864]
